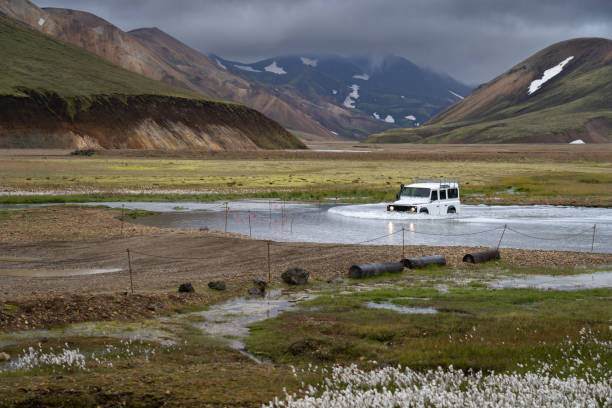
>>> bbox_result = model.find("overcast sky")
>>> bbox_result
[35,0,611,85]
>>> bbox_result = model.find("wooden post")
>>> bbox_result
[120,204,125,237]
[591,224,596,252]
[281,197,285,225]
[402,227,405,259]
[224,202,229,233]
[497,224,507,249]
[248,210,252,238]
[267,241,271,283]
[127,249,134,295]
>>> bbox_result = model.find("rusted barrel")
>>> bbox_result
[402,255,446,269]
[462,248,500,264]
[349,262,404,278]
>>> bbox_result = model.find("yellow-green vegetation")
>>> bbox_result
[1,155,611,205]
[247,285,612,376]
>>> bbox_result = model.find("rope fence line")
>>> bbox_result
[505,226,596,241]
[1,202,606,294]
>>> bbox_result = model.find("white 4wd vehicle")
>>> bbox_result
[387,179,460,215]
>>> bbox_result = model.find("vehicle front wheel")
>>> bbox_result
[419,208,429,214]
[447,207,456,214]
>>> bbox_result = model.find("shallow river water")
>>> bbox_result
[93,201,612,253]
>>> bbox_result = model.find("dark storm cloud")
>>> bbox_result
[34,0,612,84]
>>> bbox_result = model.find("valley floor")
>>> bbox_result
[1,144,612,206]
[0,206,611,406]
[0,147,611,406]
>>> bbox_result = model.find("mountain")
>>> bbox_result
[366,38,612,143]
[0,0,340,140]
[1,0,471,141]
[128,28,394,140]
[0,14,304,150]
[213,54,473,131]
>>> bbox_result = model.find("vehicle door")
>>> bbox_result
[439,189,448,214]
[430,190,440,215]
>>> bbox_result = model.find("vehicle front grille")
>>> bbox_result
[387,205,417,212]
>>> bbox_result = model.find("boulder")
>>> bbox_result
[248,279,267,296]
[0,352,10,361]
[248,286,265,296]
[178,282,195,293]
[208,281,226,291]
[282,267,310,285]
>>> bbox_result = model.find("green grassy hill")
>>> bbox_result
[366,38,612,144]
[0,15,304,150]
[0,15,205,99]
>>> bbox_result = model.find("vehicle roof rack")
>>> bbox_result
[412,178,460,187]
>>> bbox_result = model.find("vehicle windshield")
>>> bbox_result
[400,187,430,198]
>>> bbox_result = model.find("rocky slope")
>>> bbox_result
[367,38,612,143]
[0,14,304,150]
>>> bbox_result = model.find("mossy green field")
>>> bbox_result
[1,154,611,205]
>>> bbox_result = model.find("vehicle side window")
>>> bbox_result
[448,188,458,199]
[431,190,438,201]
[440,190,447,200]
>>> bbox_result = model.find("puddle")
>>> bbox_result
[0,321,176,349]
[190,289,315,357]
[0,268,122,277]
[365,302,438,314]
[490,271,612,291]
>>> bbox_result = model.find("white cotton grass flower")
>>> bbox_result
[264,364,611,408]
[1,338,170,374]
[265,328,611,408]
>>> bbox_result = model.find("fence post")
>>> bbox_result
[402,227,405,259]
[281,197,285,225]
[267,241,271,282]
[497,224,507,249]
[126,249,134,295]
[224,202,229,233]
[248,210,252,237]
[591,224,596,252]
[269,200,272,225]
[120,204,125,237]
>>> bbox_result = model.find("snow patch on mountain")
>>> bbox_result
[235,64,262,73]
[373,112,380,119]
[528,56,574,95]
[448,90,464,99]
[264,61,287,75]
[332,90,338,95]
[38,18,45,26]
[383,115,395,124]
[353,73,370,80]
[569,139,585,144]
[300,57,318,67]
[216,59,227,70]
[343,85,360,109]
[405,115,416,121]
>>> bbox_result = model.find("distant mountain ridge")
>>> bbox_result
[367,38,612,143]
[213,54,473,132]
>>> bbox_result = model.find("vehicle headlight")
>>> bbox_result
[389,206,394,211]
[410,207,416,212]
